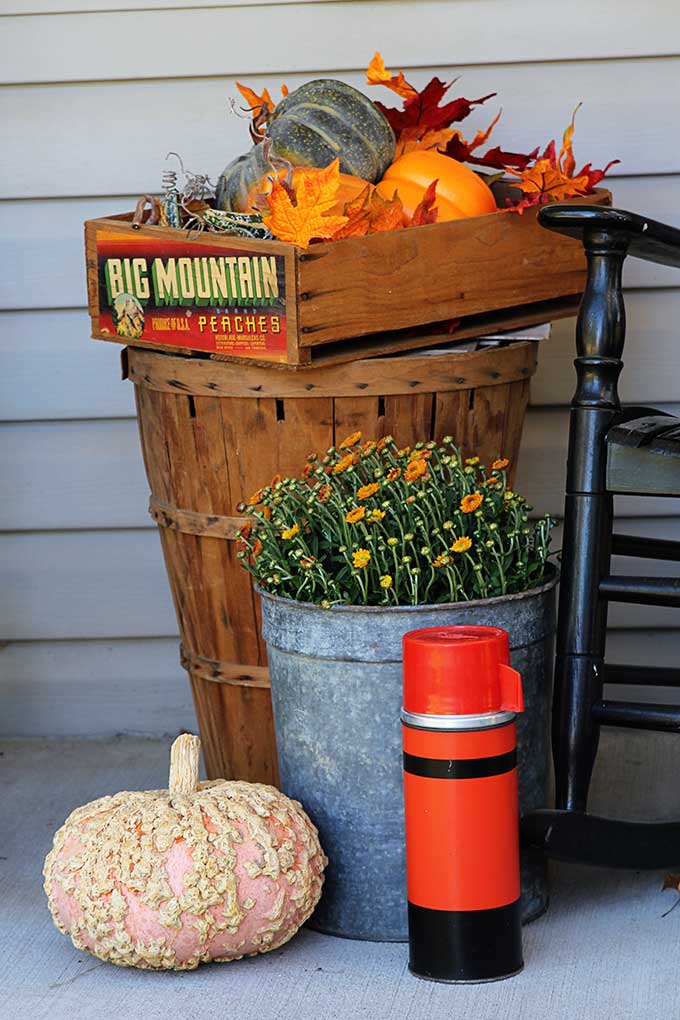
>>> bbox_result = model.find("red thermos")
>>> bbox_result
[402,625,524,983]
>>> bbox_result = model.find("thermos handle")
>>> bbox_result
[499,663,524,713]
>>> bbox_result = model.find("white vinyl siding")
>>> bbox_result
[1,0,679,735]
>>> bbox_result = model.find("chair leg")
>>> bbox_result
[553,490,612,812]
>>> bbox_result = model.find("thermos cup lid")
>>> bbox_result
[402,625,523,716]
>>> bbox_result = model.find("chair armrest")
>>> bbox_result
[538,204,680,270]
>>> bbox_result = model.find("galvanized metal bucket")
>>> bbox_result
[259,566,558,941]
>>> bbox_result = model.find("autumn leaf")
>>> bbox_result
[506,106,619,213]
[331,185,405,240]
[262,159,348,248]
[373,72,496,139]
[366,52,417,100]
[235,81,287,141]
[410,180,439,226]
[395,127,458,159]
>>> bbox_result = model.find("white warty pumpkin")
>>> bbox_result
[44,734,326,969]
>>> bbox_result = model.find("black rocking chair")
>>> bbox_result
[521,205,680,868]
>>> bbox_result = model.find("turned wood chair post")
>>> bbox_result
[553,229,627,811]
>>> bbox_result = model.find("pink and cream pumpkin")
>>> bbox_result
[43,734,326,969]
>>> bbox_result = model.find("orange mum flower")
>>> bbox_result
[409,449,432,461]
[317,484,332,503]
[281,523,300,540]
[252,539,263,557]
[492,458,510,470]
[387,467,402,482]
[451,536,472,553]
[239,522,252,540]
[405,459,428,483]
[340,431,362,449]
[248,487,266,506]
[345,506,366,524]
[357,482,380,500]
[271,474,282,487]
[352,548,371,569]
[460,492,484,513]
[333,453,356,474]
[362,440,377,455]
[262,505,272,520]
[484,476,499,487]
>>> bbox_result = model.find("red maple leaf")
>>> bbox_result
[376,77,495,139]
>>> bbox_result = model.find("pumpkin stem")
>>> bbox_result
[168,733,201,798]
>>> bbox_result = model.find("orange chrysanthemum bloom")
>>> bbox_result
[362,440,377,455]
[352,548,371,569]
[252,539,263,557]
[387,467,401,482]
[281,523,299,540]
[239,522,252,540]
[369,509,386,522]
[271,473,282,487]
[248,487,266,506]
[377,436,390,451]
[300,555,316,569]
[345,506,366,524]
[340,431,362,449]
[262,505,272,520]
[405,459,428,483]
[357,482,380,500]
[333,453,356,474]
[396,446,411,459]
[451,536,472,554]
[492,458,510,471]
[303,463,314,479]
[317,484,332,503]
[409,449,432,461]
[432,553,450,567]
[460,493,484,513]
[484,476,499,487]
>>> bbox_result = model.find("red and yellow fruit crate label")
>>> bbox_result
[93,229,288,361]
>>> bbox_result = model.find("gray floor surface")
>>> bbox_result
[2,731,680,1020]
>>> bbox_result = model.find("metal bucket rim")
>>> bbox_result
[256,562,558,617]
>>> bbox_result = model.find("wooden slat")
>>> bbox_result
[127,342,536,398]
[2,181,675,315]
[2,5,677,85]
[2,522,679,640]
[2,61,679,201]
[5,404,680,532]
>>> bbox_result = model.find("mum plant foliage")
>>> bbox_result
[237,434,554,607]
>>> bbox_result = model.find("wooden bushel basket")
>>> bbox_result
[126,340,538,782]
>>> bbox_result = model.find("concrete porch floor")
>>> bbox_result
[2,730,679,1020]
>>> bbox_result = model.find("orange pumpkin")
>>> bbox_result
[376,151,497,221]
[246,168,370,214]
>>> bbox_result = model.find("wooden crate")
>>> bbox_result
[85,190,609,368]
[126,340,537,782]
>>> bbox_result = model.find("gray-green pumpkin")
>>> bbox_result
[268,79,395,181]
[216,79,395,211]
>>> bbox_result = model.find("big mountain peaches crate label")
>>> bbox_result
[95,231,287,360]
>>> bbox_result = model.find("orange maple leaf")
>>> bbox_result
[506,105,617,213]
[411,180,439,226]
[366,51,418,100]
[236,82,287,140]
[262,159,348,248]
[395,127,458,159]
[332,185,405,240]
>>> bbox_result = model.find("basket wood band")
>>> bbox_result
[180,645,270,688]
[149,496,250,539]
[127,341,537,399]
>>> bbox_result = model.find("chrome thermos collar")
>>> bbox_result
[400,707,516,732]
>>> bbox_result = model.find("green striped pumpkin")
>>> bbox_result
[268,79,395,183]
[216,79,395,211]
